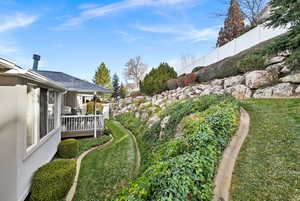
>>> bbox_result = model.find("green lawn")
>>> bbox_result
[73,120,139,201]
[77,135,112,156]
[230,98,300,201]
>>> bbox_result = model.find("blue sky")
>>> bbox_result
[0,0,225,82]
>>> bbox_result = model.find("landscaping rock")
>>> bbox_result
[245,70,278,89]
[210,79,224,87]
[224,75,245,88]
[225,85,252,99]
[147,115,160,127]
[295,85,300,94]
[159,116,171,139]
[281,65,294,74]
[268,56,286,65]
[266,62,284,73]
[280,73,300,84]
[278,50,291,57]
[253,83,295,98]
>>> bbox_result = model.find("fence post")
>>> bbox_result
[93,93,97,138]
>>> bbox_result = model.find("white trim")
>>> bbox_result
[23,127,61,160]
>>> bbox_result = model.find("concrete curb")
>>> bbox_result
[65,136,114,201]
[213,108,250,201]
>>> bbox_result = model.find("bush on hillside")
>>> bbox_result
[166,79,178,90]
[30,159,76,201]
[130,91,143,98]
[140,63,177,95]
[58,139,79,158]
[236,54,267,73]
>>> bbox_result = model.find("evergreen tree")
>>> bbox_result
[140,63,177,95]
[112,74,120,98]
[217,0,245,47]
[93,62,111,88]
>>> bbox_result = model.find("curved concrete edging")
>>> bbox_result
[65,136,114,201]
[213,108,250,201]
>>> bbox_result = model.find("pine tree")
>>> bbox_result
[112,74,120,99]
[217,0,245,47]
[93,62,111,88]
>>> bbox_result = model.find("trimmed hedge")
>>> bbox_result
[30,159,76,201]
[114,98,240,201]
[58,139,79,158]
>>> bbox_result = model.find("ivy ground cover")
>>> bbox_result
[73,120,139,201]
[230,98,300,201]
[115,95,240,201]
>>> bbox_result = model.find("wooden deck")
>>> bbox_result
[61,130,103,139]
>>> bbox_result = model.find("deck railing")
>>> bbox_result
[61,115,104,133]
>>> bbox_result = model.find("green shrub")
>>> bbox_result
[30,159,76,201]
[236,54,267,73]
[58,139,79,158]
[140,63,177,95]
[86,102,103,114]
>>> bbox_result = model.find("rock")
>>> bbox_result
[125,98,133,104]
[135,112,140,119]
[153,98,164,106]
[165,100,173,106]
[148,107,157,113]
[266,63,284,73]
[281,65,294,74]
[210,79,224,87]
[135,96,145,100]
[295,85,300,94]
[147,115,160,127]
[280,73,300,84]
[278,50,291,57]
[268,56,286,65]
[178,94,188,100]
[225,85,252,99]
[224,75,245,88]
[140,102,151,108]
[253,83,295,98]
[159,116,171,139]
[210,86,224,95]
[245,70,278,89]
[272,83,295,97]
[141,113,149,121]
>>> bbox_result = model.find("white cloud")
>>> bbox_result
[60,0,196,27]
[0,13,37,32]
[135,24,218,42]
[0,44,18,54]
[115,30,142,43]
[78,3,99,10]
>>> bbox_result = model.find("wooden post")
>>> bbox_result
[93,93,97,138]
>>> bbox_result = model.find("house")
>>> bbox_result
[0,58,66,201]
[0,56,111,201]
[31,55,112,138]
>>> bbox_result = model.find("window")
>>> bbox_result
[47,91,57,133]
[40,88,59,139]
[26,86,39,149]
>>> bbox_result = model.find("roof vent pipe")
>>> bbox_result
[32,54,41,71]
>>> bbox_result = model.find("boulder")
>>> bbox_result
[266,62,284,73]
[268,56,286,65]
[224,75,245,88]
[159,116,171,139]
[295,85,300,94]
[148,107,157,113]
[281,65,294,74]
[253,83,295,98]
[210,79,224,87]
[225,85,252,99]
[141,113,149,121]
[245,70,278,89]
[147,115,160,127]
[280,73,300,84]
[278,50,291,57]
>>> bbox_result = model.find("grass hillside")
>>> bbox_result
[230,98,300,201]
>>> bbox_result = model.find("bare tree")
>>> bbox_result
[123,56,148,87]
[215,0,268,27]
